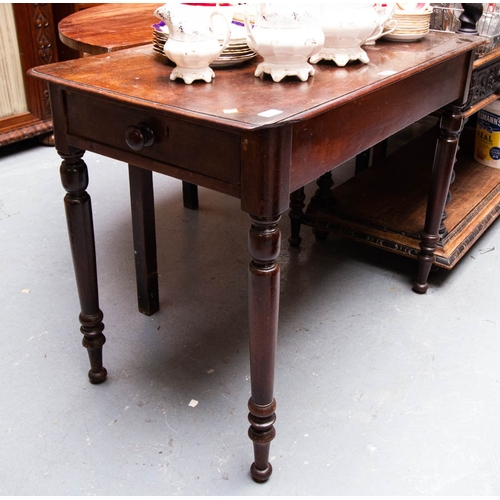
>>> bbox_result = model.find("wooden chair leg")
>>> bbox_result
[372,139,388,164]
[355,148,371,173]
[288,187,305,247]
[182,181,199,210]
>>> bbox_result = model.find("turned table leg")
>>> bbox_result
[413,106,464,294]
[59,148,107,384]
[247,215,280,482]
[129,165,159,316]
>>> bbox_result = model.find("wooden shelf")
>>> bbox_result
[302,126,500,269]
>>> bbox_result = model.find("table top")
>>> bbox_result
[32,32,482,132]
[58,3,162,55]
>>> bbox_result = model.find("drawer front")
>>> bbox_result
[64,91,241,187]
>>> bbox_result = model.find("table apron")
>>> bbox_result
[50,52,470,210]
[59,89,242,197]
[290,53,470,191]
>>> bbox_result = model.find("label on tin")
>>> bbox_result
[475,108,500,167]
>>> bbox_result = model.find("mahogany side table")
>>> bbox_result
[30,32,482,482]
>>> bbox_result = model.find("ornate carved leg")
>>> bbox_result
[288,187,305,247]
[182,181,198,210]
[413,106,465,294]
[247,215,280,482]
[129,165,159,316]
[310,171,335,240]
[59,148,107,384]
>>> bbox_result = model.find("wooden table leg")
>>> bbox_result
[247,214,280,482]
[59,148,107,384]
[413,105,464,293]
[129,165,159,316]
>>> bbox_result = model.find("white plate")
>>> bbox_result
[383,31,428,41]
[210,53,257,67]
[391,30,429,35]
[152,23,257,68]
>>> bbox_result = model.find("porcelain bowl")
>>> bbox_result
[310,3,387,66]
[245,4,324,82]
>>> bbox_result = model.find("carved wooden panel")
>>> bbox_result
[0,3,58,146]
[466,57,500,109]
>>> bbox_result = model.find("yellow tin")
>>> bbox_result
[475,99,500,168]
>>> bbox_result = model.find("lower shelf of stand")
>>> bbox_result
[302,126,500,269]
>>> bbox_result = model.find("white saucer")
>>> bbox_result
[383,31,428,42]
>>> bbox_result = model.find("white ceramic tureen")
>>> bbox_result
[310,3,396,66]
[154,3,231,84]
[244,3,324,82]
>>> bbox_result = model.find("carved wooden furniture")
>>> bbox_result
[0,4,58,146]
[0,3,105,147]
[29,32,481,482]
[295,42,500,292]
[57,2,198,209]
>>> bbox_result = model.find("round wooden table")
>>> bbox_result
[58,3,162,55]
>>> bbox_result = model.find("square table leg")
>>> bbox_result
[182,181,199,210]
[128,165,159,315]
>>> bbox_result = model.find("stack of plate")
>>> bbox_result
[152,22,170,57]
[384,3,433,42]
[152,21,257,68]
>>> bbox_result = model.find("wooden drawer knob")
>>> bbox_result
[125,124,154,151]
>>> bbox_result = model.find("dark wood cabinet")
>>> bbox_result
[0,3,98,147]
[0,4,58,146]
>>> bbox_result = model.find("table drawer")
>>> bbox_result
[64,91,241,186]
